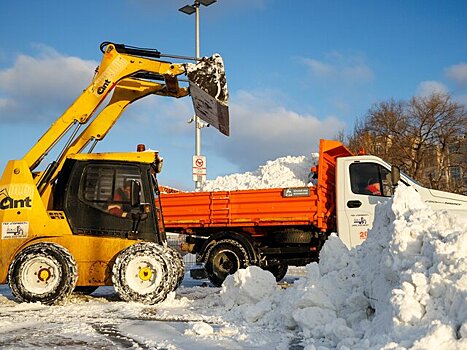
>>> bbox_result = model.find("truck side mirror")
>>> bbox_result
[391,165,400,187]
[130,180,141,208]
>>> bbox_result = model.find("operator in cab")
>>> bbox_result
[108,180,132,217]
[365,179,382,196]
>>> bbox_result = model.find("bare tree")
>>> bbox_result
[334,129,346,143]
[346,93,466,193]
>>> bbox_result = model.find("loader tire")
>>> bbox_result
[8,242,78,305]
[112,242,175,304]
[164,246,185,288]
[204,239,250,287]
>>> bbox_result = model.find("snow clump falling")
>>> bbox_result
[220,185,467,349]
[200,153,319,191]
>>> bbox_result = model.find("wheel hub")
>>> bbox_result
[138,267,153,281]
[219,255,234,271]
[214,250,238,275]
[37,268,51,282]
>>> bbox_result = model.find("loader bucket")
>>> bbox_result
[187,54,230,136]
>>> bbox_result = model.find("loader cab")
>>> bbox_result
[54,157,165,243]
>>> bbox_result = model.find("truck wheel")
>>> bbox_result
[8,242,78,305]
[112,242,174,304]
[265,262,288,282]
[204,239,250,287]
[274,229,312,244]
[164,246,185,288]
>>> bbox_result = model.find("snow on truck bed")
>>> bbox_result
[200,154,319,191]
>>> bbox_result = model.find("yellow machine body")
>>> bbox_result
[0,154,161,286]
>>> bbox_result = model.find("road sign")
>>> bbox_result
[192,155,207,182]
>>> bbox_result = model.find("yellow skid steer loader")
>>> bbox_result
[0,42,229,305]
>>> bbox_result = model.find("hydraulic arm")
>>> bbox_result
[24,43,185,171]
[21,42,228,195]
[40,78,188,192]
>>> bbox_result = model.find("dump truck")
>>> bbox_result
[0,42,229,304]
[160,140,467,286]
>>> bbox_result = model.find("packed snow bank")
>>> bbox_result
[200,154,318,191]
[221,185,467,349]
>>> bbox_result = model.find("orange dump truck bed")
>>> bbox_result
[160,140,352,234]
[161,186,320,230]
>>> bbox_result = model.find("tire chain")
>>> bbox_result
[112,242,183,305]
[8,242,78,305]
[162,246,185,289]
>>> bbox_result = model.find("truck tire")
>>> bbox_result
[8,242,78,305]
[265,262,288,282]
[204,238,250,287]
[112,242,175,304]
[274,229,312,244]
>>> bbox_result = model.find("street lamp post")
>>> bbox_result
[179,0,217,190]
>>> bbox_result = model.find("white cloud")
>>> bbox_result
[206,90,346,171]
[125,96,194,135]
[304,59,335,76]
[415,80,448,97]
[0,45,97,122]
[445,62,467,87]
[0,97,12,109]
[302,53,374,84]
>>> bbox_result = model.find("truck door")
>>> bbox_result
[337,160,392,248]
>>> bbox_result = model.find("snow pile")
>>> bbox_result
[220,266,279,323]
[201,154,318,191]
[221,185,467,349]
[221,266,278,308]
[186,322,214,336]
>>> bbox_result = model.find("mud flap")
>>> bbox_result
[187,54,230,136]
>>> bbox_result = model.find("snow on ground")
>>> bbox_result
[1,156,466,349]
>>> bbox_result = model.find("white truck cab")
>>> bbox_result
[336,155,467,249]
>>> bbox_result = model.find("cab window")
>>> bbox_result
[349,163,391,197]
[81,165,144,211]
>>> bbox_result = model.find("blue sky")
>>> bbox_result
[1,0,466,190]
